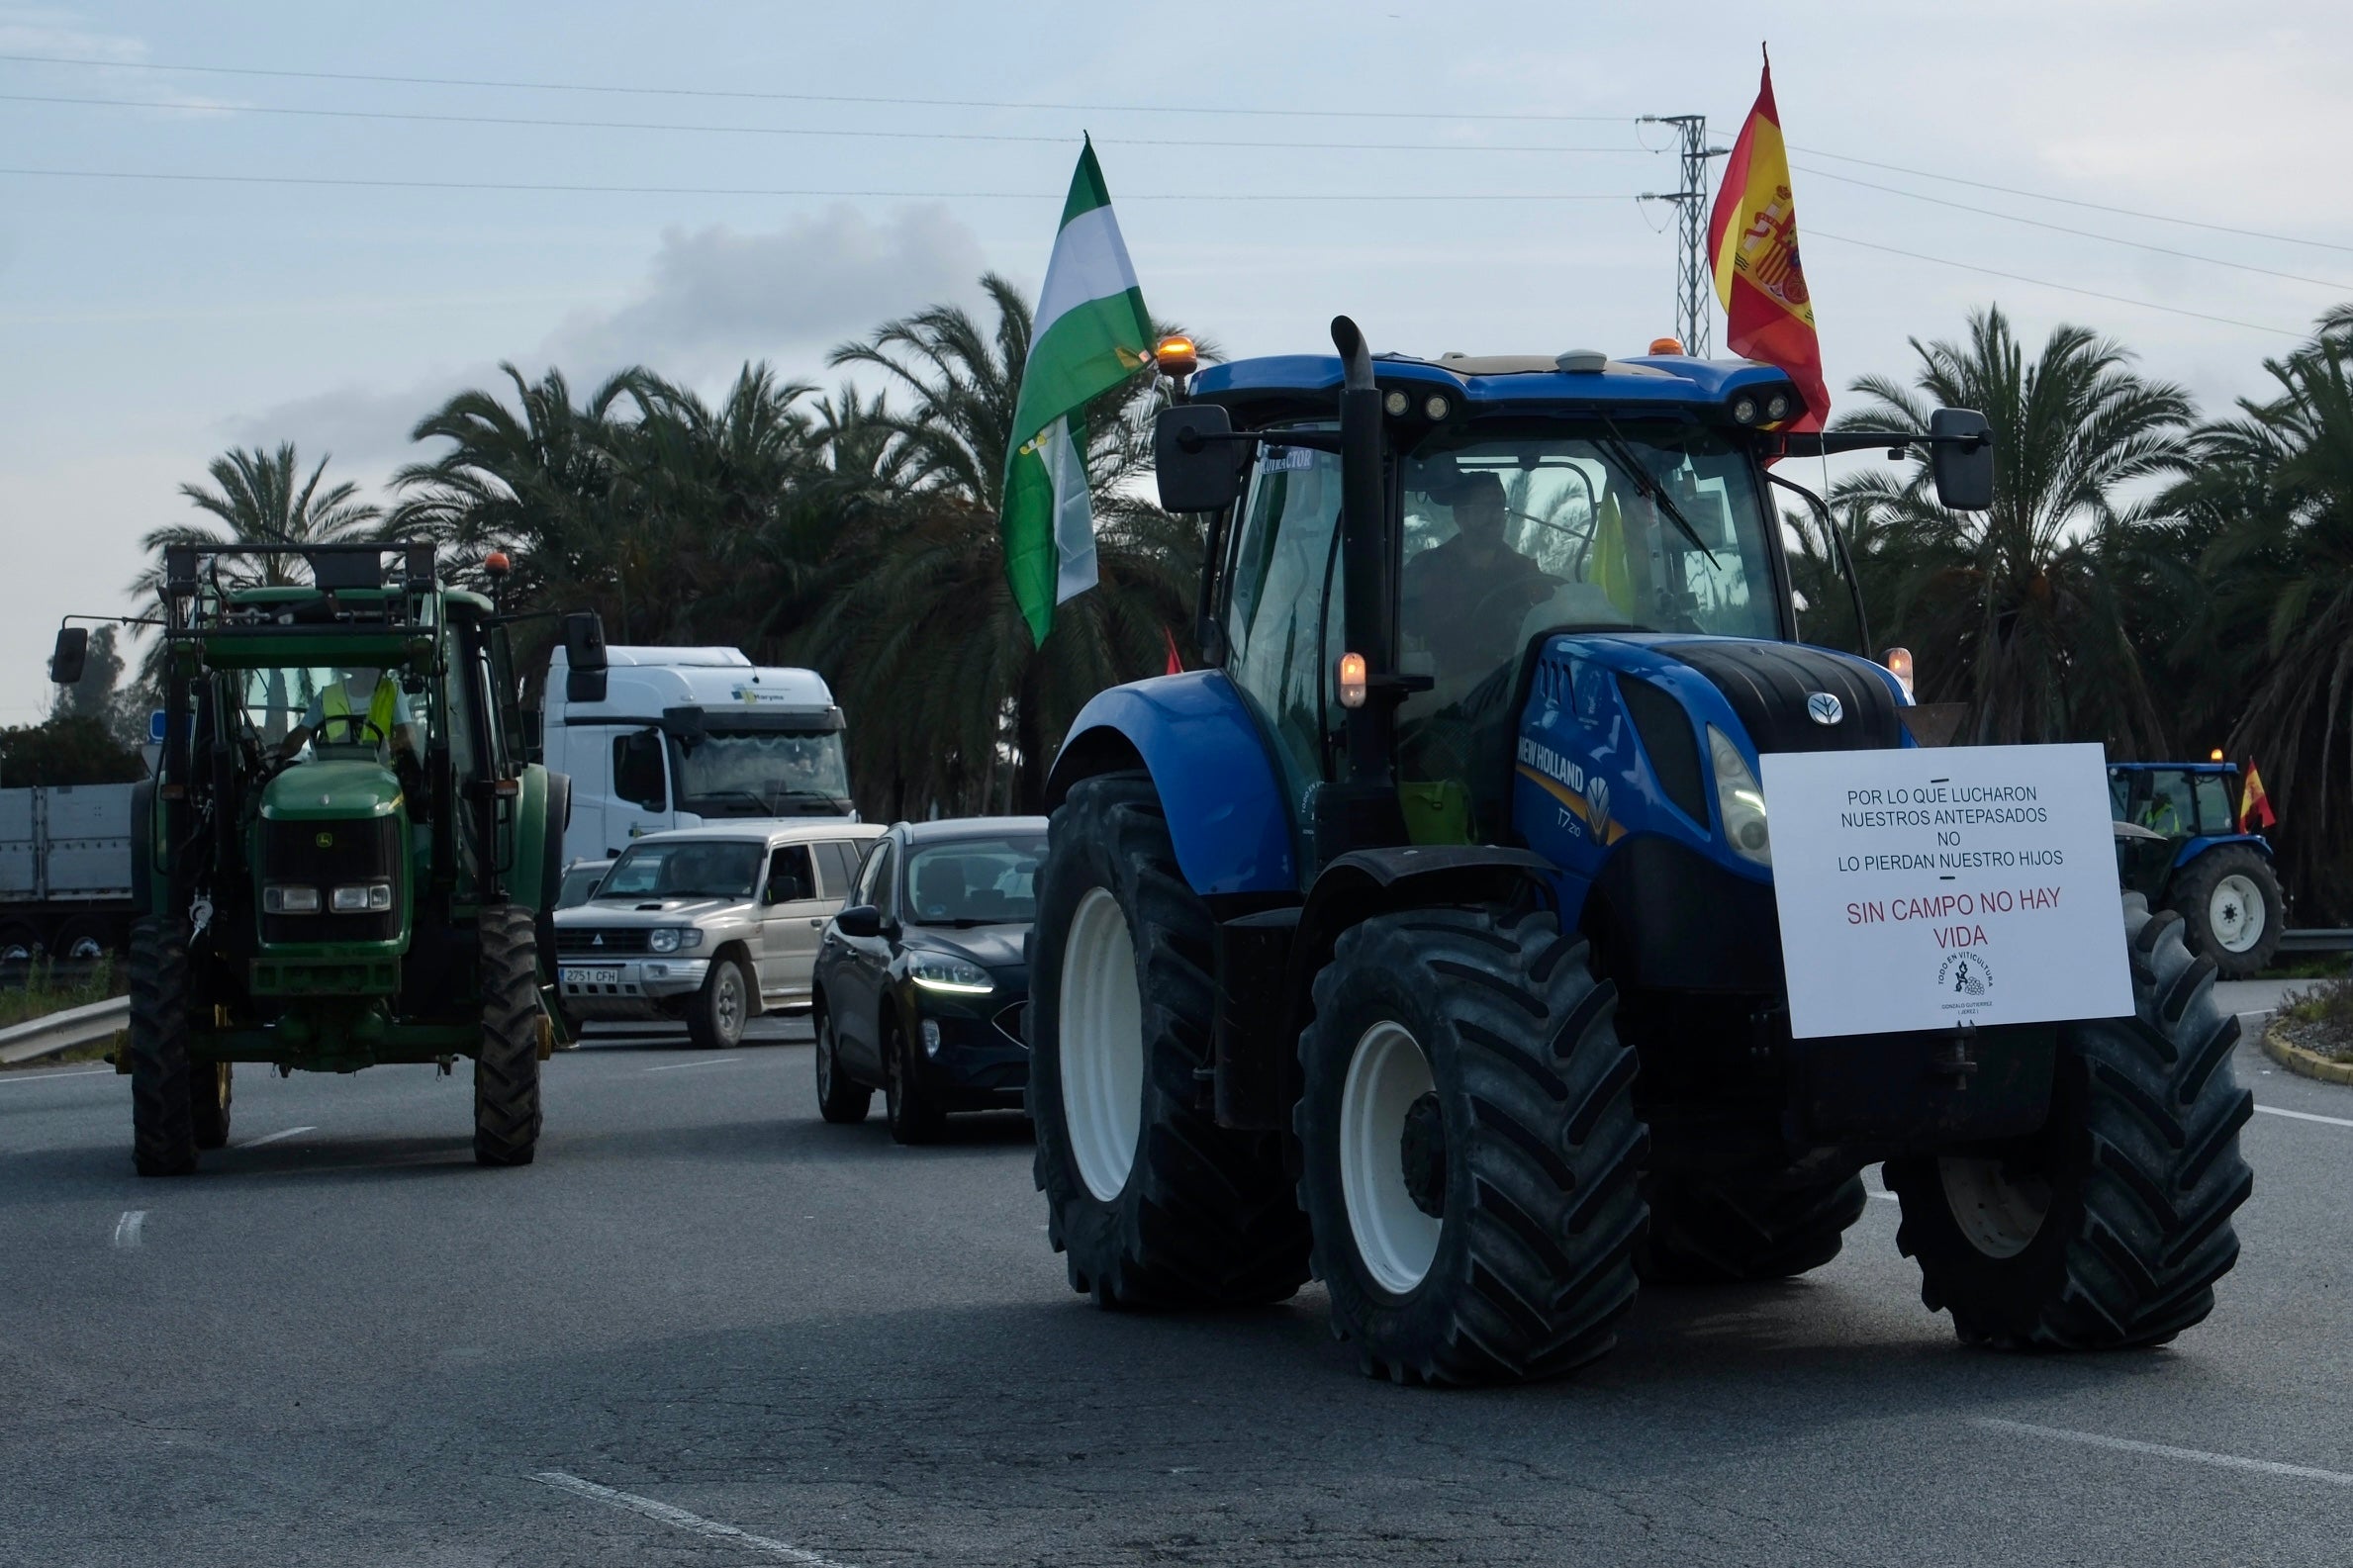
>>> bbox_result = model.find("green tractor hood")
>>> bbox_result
[260,758,405,822]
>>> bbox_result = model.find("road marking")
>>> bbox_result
[643,1058,742,1073]
[1973,1419,2353,1487]
[2253,1103,2353,1129]
[1871,1192,1899,1203]
[112,1210,145,1248]
[235,1125,316,1149]
[530,1471,855,1565]
[0,1066,113,1086]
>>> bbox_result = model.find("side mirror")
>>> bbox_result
[1153,403,1247,513]
[1930,408,1994,511]
[563,611,609,703]
[48,627,88,687]
[834,903,883,940]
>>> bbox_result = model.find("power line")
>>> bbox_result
[1796,163,2353,294]
[1792,145,2353,258]
[0,50,1635,123]
[1806,229,2306,336]
[0,90,1658,154]
[0,164,1643,202]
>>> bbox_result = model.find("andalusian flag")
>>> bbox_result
[1706,48,1831,431]
[1001,138,1154,646]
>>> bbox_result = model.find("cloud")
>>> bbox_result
[223,375,481,476]
[543,203,986,379]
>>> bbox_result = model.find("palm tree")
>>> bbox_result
[134,443,380,600]
[1832,306,2195,752]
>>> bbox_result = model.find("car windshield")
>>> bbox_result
[901,834,1049,926]
[598,840,765,901]
[557,864,612,908]
[669,729,852,816]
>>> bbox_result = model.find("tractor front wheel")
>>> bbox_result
[1027,772,1309,1308]
[128,916,197,1177]
[474,905,544,1167]
[2169,845,2283,980]
[1297,908,1648,1383]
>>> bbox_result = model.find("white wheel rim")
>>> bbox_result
[1340,1021,1443,1295]
[1059,886,1145,1202]
[2210,874,2265,953]
[1937,1155,2051,1259]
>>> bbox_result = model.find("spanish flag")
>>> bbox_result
[1707,48,1831,431]
[2240,761,2277,833]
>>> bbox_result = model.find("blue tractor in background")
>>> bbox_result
[2109,761,2282,979]
[1025,320,2254,1385]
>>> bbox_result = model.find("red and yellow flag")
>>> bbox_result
[1707,48,1830,431]
[2240,761,2277,833]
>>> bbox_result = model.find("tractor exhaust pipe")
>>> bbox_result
[1331,316,1394,788]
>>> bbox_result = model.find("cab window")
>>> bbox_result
[1222,434,1346,819]
[764,844,815,904]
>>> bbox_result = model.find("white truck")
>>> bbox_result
[540,645,854,868]
[0,782,140,967]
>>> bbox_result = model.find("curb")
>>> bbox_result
[2262,1021,2353,1087]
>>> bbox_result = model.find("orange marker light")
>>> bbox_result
[1648,336,1686,355]
[2211,748,2225,762]
[484,550,512,575]
[1154,335,1199,378]
[1883,646,1916,700]
[1337,651,1368,709]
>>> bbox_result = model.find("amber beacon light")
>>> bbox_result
[1154,335,1199,379]
[1336,651,1367,709]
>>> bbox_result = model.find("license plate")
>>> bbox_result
[565,968,622,986]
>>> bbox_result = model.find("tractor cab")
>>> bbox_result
[2107,760,2281,976]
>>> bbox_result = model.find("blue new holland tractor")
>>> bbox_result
[2109,761,2283,978]
[1026,321,2254,1384]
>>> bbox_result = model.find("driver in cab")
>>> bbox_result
[1402,471,1557,683]
[278,667,419,762]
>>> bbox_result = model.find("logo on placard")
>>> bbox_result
[1934,953,1994,997]
[1806,691,1844,726]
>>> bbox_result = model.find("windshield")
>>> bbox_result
[235,665,428,756]
[668,730,851,816]
[902,834,1049,926]
[598,839,765,901]
[557,864,611,908]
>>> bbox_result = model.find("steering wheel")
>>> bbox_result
[317,711,388,747]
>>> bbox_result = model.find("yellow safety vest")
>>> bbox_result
[323,678,399,739]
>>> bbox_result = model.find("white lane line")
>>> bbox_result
[530,1471,855,1565]
[642,1058,742,1073]
[0,1066,114,1086]
[112,1210,145,1249]
[2253,1103,2353,1129]
[1974,1419,2353,1488]
[235,1125,317,1150]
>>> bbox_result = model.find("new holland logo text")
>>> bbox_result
[1516,737,1584,794]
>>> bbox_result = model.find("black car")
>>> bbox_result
[810,816,1047,1143]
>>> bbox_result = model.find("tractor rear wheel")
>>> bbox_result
[1028,772,1310,1308]
[128,916,197,1177]
[474,905,544,1167]
[1637,1172,1867,1285]
[2168,845,2283,980]
[1886,895,2254,1349]
[190,1061,234,1152]
[1297,908,1648,1384]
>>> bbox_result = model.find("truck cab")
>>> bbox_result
[540,646,853,865]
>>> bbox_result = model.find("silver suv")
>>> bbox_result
[553,823,883,1049]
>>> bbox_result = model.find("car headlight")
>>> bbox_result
[263,883,320,914]
[907,952,994,994]
[644,927,705,954]
[1708,725,1771,867]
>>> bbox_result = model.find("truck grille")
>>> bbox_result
[556,927,651,956]
[258,815,402,945]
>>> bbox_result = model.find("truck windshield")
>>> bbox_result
[668,730,851,816]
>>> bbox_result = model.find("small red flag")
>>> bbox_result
[1163,626,1184,677]
[2239,761,2277,833]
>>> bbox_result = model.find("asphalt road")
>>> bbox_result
[4,1013,2350,1567]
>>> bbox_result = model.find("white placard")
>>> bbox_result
[1760,742,2132,1040]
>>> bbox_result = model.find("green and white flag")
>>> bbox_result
[1001,138,1153,646]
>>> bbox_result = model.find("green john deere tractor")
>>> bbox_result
[48,542,608,1174]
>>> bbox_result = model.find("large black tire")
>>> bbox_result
[534,774,571,981]
[474,905,544,1167]
[1296,908,1648,1384]
[1637,1172,1868,1285]
[128,916,198,1178]
[812,1001,872,1125]
[1886,896,2254,1349]
[1027,773,1310,1308]
[884,1018,945,1145]
[190,1061,234,1152]
[684,955,750,1052]
[2168,844,2283,980]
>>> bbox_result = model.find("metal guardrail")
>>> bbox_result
[0,994,129,1065]
[2282,929,2353,955]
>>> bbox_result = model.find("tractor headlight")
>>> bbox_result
[908,952,994,994]
[263,883,321,914]
[330,881,394,913]
[1708,726,1771,867]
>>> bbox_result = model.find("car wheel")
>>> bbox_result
[686,956,750,1052]
[885,1020,945,1146]
[814,1006,873,1125]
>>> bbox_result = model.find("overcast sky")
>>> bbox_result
[3,1,2350,722]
